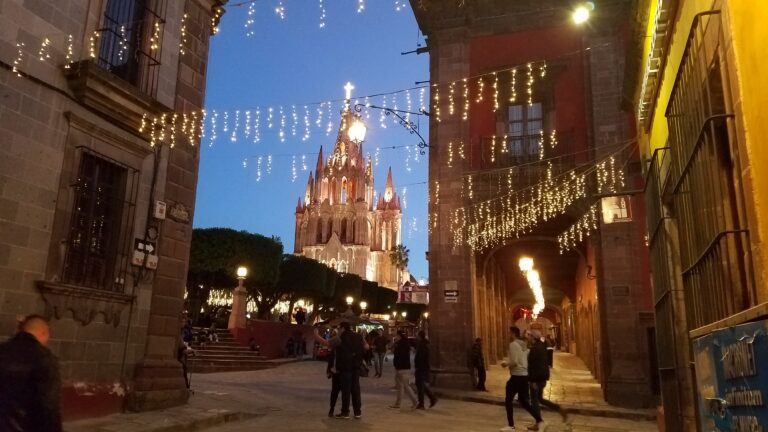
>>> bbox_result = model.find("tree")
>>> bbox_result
[188,228,283,320]
[389,244,410,288]
[276,254,335,321]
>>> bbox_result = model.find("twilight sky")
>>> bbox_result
[194,1,431,280]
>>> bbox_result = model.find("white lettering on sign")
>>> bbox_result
[725,388,764,407]
[732,416,763,432]
[722,339,756,380]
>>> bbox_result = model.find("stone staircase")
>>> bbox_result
[188,329,276,373]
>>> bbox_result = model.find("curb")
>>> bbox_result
[65,410,257,432]
[432,390,656,422]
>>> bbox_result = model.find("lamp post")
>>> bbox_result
[572,2,594,25]
[353,103,431,155]
[360,301,368,316]
[228,266,249,330]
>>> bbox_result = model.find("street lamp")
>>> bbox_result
[360,301,368,315]
[347,118,367,143]
[572,2,594,25]
[519,257,534,273]
[229,266,249,330]
[401,311,407,318]
[346,296,354,306]
[423,312,429,319]
[354,103,431,155]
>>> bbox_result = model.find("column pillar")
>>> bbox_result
[228,282,247,329]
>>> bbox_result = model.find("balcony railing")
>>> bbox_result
[96,0,166,97]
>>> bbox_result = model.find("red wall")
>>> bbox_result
[468,25,589,168]
[231,320,316,359]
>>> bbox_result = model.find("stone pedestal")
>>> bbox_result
[228,284,247,329]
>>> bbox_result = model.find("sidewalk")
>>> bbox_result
[434,351,656,421]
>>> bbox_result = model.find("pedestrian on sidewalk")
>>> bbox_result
[326,334,342,417]
[315,321,368,419]
[389,330,418,410]
[545,335,555,368]
[372,330,389,378]
[471,337,487,391]
[0,315,62,432]
[528,330,564,418]
[500,326,543,432]
[414,330,437,409]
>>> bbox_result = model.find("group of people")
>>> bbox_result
[500,327,563,431]
[314,324,437,419]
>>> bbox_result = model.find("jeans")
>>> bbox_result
[530,380,560,412]
[505,375,542,427]
[415,369,435,406]
[339,370,362,416]
[394,369,417,406]
[373,352,385,376]
[329,373,341,413]
[475,364,486,390]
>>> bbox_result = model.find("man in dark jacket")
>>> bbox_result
[527,330,562,416]
[0,315,62,432]
[315,321,368,419]
[471,337,487,391]
[372,331,389,378]
[389,331,417,409]
[414,330,437,409]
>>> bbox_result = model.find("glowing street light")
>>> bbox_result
[360,301,368,314]
[236,266,248,279]
[401,311,408,318]
[572,2,594,25]
[519,257,534,273]
[423,312,429,319]
[348,118,367,143]
[346,296,354,306]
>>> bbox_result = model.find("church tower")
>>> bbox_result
[294,84,403,289]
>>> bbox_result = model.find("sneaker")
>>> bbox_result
[526,422,546,431]
[429,398,437,408]
[499,427,516,431]
[334,413,350,419]
[354,414,362,419]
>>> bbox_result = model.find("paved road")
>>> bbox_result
[190,360,658,432]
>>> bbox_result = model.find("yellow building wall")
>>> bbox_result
[728,3,768,303]
[640,0,768,302]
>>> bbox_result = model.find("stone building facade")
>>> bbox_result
[634,0,768,429]
[294,103,404,289]
[410,0,657,408]
[0,0,221,419]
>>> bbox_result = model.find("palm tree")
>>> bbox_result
[389,244,410,288]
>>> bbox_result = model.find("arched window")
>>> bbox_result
[341,177,348,203]
[338,260,347,273]
[340,218,347,242]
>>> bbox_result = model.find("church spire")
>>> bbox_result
[384,167,395,203]
[316,146,324,174]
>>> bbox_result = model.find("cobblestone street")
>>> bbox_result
[67,355,658,432]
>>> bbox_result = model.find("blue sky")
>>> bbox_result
[195,1,430,280]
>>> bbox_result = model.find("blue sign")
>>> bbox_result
[693,319,768,431]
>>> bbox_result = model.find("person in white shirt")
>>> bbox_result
[499,326,544,431]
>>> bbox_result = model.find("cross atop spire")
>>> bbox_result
[344,82,354,101]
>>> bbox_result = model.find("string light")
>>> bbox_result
[291,105,298,137]
[175,13,188,54]
[357,0,365,13]
[302,105,311,141]
[458,140,466,160]
[319,0,327,28]
[448,81,455,116]
[89,31,99,59]
[245,5,256,36]
[301,154,308,171]
[211,6,223,34]
[401,187,407,209]
[222,110,229,133]
[244,110,252,139]
[117,25,127,62]
[208,110,218,146]
[254,108,261,143]
[419,87,426,113]
[462,78,469,121]
[379,95,388,128]
[150,21,161,51]
[405,89,412,124]
[256,156,262,181]
[64,34,74,68]
[291,155,298,182]
[432,84,441,123]
[38,38,51,61]
[267,155,273,175]
[447,141,454,168]
[509,68,517,103]
[325,101,333,135]
[558,203,599,253]
[12,42,24,76]
[267,107,274,129]
[279,106,286,142]
[526,62,534,106]
[492,72,499,112]
[475,77,485,103]
[275,1,286,19]
[394,0,405,11]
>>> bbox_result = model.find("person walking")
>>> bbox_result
[326,338,342,417]
[471,337,488,391]
[315,321,367,419]
[528,330,564,419]
[414,330,437,409]
[372,330,389,378]
[500,326,544,432]
[0,315,62,432]
[389,330,418,410]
